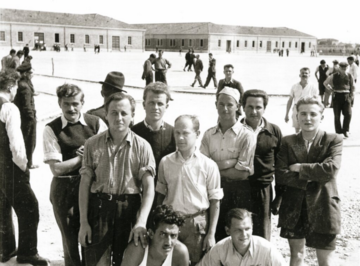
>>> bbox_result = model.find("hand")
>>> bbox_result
[289,163,301,172]
[129,224,148,248]
[202,234,215,252]
[285,115,289,123]
[78,222,92,247]
[76,145,84,157]
[271,196,282,215]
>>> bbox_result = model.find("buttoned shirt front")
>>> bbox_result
[290,82,318,104]
[196,236,286,266]
[200,121,256,175]
[156,150,223,215]
[80,129,155,195]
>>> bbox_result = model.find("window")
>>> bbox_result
[85,35,90,44]
[170,39,173,46]
[236,40,239,47]
[309,42,311,48]
[99,35,104,44]
[252,41,255,48]
[70,34,75,43]
[200,39,204,47]
[275,41,278,48]
[0,31,5,41]
[295,42,298,48]
[128,37,132,45]
[55,33,60,43]
[160,39,163,46]
[170,39,176,47]
[182,39,185,46]
[18,32,23,42]
[189,39,192,46]
[218,40,221,47]
[282,42,285,48]
[146,39,151,46]
[245,40,248,47]
[157,39,160,46]
[289,41,291,48]
[259,41,262,48]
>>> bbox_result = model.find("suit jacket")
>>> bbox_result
[276,130,342,234]
[208,58,216,73]
[194,59,203,72]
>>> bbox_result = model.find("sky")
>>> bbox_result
[1,0,360,43]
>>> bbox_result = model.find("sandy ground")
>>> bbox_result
[1,49,359,265]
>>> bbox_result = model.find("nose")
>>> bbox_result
[165,235,171,245]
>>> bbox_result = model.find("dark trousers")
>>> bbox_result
[204,72,217,88]
[250,184,272,241]
[0,164,39,258]
[145,73,153,86]
[21,120,36,167]
[184,61,192,71]
[333,93,352,134]
[50,176,83,266]
[84,194,141,266]
[192,71,203,86]
[155,70,167,85]
[215,180,251,242]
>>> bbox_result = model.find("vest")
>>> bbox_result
[46,113,100,176]
[319,65,329,82]
[333,72,351,92]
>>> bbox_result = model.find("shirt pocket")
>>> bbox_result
[227,147,240,159]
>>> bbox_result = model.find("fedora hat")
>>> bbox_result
[99,72,126,92]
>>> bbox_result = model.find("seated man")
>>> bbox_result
[276,96,342,266]
[196,208,285,266]
[121,205,189,266]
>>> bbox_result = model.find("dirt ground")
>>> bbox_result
[1,49,359,265]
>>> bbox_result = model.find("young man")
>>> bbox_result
[196,208,286,266]
[142,54,156,86]
[240,89,283,241]
[285,67,318,133]
[121,205,189,266]
[200,88,256,242]
[183,49,192,72]
[217,64,245,117]
[0,70,49,265]
[10,50,24,70]
[203,53,217,89]
[43,84,107,266]
[315,60,329,104]
[1,49,16,72]
[323,62,354,137]
[79,93,156,266]
[276,96,342,266]
[154,50,171,84]
[191,55,204,87]
[347,56,358,83]
[156,115,223,265]
[131,82,176,184]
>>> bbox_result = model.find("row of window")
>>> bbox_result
[226,40,312,49]
[146,39,204,47]
[0,31,132,45]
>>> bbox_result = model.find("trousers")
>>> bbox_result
[333,93,352,133]
[204,72,217,88]
[21,120,36,167]
[145,73,153,86]
[155,70,167,84]
[192,71,203,86]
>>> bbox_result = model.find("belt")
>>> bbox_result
[57,175,80,179]
[183,210,207,220]
[93,192,138,202]
[334,91,350,94]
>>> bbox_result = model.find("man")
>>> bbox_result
[189,51,196,72]
[153,50,171,84]
[43,84,107,266]
[142,54,156,86]
[87,71,127,125]
[0,69,49,265]
[156,115,223,265]
[23,43,30,59]
[200,88,256,242]
[347,56,358,83]
[276,96,342,266]
[13,61,38,169]
[240,89,283,241]
[196,208,286,266]
[131,82,176,185]
[1,49,16,72]
[10,50,24,70]
[285,67,318,133]
[191,55,204,87]
[79,92,156,266]
[217,64,245,116]
[121,205,189,266]
[323,62,354,137]
[203,53,217,89]
[184,50,191,71]
[325,60,340,107]
[315,60,329,104]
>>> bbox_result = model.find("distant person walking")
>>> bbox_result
[153,50,171,85]
[286,48,289,57]
[315,60,329,104]
[203,53,217,89]
[142,54,156,86]
[190,54,204,87]
[23,44,30,59]
[183,49,192,71]
[124,45,127,52]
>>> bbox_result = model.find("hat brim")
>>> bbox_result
[99,81,125,92]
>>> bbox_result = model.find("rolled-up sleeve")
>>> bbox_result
[79,140,95,179]
[206,160,223,200]
[43,125,62,163]
[139,141,156,179]
[200,131,211,158]
[234,130,255,175]
[155,159,167,195]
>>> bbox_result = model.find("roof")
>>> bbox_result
[133,22,316,38]
[0,8,142,30]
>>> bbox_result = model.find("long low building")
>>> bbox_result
[0,8,145,51]
[133,22,317,54]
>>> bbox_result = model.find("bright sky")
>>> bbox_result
[2,0,360,43]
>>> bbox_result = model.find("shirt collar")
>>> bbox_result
[242,117,263,132]
[61,113,88,129]
[231,236,254,258]
[144,119,165,131]
[212,120,243,135]
[175,148,200,162]
[105,128,132,145]
[224,79,233,84]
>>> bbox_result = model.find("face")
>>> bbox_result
[106,98,134,133]
[299,69,310,82]
[297,104,323,132]
[339,66,347,73]
[224,67,234,79]
[209,54,213,59]
[59,93,84,123]
[143,91,168,122]
[158,51,163,57]
[216,94,239,121]
[225,217,252,252]
[149,223,179,256]
[174,118,199,154]
[347,59,353,65]
[244,96,265,125]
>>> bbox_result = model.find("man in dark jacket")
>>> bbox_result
[203,53,217,89]
[191,55,204,87]
[142,54,156,86]
[23,44,30,59]
[183,49,192,71]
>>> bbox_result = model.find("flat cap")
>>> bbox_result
[339,62,348,68]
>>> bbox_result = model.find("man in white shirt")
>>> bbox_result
[196,208,286,266]
[347,56,358,83]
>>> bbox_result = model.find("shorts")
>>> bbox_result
[291,106,299,128]
[319,83,326,95]
[280,199,337,250]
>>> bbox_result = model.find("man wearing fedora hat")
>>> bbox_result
[87,72,127,125]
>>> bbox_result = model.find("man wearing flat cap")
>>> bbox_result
[324,62,354,138]
[200,87,256,241]
[87,71,126,125]
[315,60,329,104]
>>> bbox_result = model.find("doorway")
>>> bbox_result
[266,41,271,52]
[301,42,305,53]
[112,36,120,50]
[226,40,231,53]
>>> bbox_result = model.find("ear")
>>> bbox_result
[196,130,201,138]
[148,229,154,240]
[166,103,169,109]
[321,114,324,121]
[225,226,230,236]
[101,91,104,97]
[142,101,145,109]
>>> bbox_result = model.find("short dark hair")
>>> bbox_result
[174,115,200,131]
[9,49,16,55]
[242,89,269,109]
[16,50,24,56]
[223,64,234,70]
[150,54,156,59]
[56,83,84,102]
[0,69,21,91]
[143,82,172,103]
[347,56,354,61]
[209,53,213,56]
[149,205,185,231]
[296,95,324,113]
[300,67,310,73]
[105,92,136,113]
[225,208,253,228]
